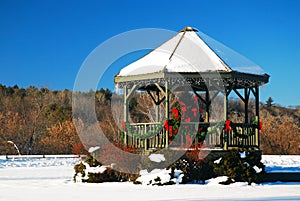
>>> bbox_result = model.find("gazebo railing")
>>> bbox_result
[123,122,259,150]
[170,122,222,148]
[223,123,259,149]
[125,122,166,150]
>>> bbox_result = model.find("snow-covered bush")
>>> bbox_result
[167,150,216,184]
[74,150,266,185]
[213,149,265,185]
[73,154,139,183]
[85,167,125,183]
[73,161,86,182]
[135,169,174,185]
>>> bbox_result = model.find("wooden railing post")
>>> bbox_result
[165,81,169,148]
[144,123,147,150]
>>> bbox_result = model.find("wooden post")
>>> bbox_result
[156,89,160,122]
[205,89,210,122]
[254,86,260,148]
[244,88,249,124]
[123,85,128,148]
[124,85,138,148]
[165,81,169,148]
[224,89,229,122]
[223,89,229,150]
[144,124,147,151]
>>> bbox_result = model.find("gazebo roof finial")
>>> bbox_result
[180,26,198,32]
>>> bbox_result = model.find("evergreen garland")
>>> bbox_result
[121,121,165,140]
[121,120,224,143]
[231,121,259,139]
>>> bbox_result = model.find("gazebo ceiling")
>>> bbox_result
[114,26,270,90]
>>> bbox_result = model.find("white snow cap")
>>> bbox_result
[136,169,171,185]
[239,151,247,159]
[148,154,166,163]
[118,27,230,76]
[88,146,100,153]
[117,26,264,77]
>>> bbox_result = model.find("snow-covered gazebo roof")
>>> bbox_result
[114,26,269,90]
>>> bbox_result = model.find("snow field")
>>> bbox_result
[262,155,300,172]
[0,155,299,201]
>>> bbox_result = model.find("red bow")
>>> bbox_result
[225,120,231,132]
[172,108,179,119]
[259,121,263,131]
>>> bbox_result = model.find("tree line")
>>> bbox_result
[0,84,299,155]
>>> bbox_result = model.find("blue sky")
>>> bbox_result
[0,0,299,106]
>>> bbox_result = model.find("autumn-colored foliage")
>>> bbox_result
[260,106,300,154]
[40,120,80,154]
[0,84,299,155]
[72,143,88,155]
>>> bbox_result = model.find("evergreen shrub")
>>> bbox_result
[213,149,265,185]
[74,149,265,185]
[168,150,216,184]
[74,154,139,183]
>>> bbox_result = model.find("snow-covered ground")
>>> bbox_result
[262,155,300,172]
[0,155,300,201]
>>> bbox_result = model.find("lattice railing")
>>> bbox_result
[123,122,259,150]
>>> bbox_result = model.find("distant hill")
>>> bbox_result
[259,104,300,154]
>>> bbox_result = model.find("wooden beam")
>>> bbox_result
[233,88,245,102]
[147,90,157,104]
[207,90,220,106]
[126,84,137,101]
[147,88,166,105]
[157,96,165,105]
[194,91,206,105]
[147,87,166,122]
[226,87,233,96]
[154,83,166,96]
[194,89,219,122]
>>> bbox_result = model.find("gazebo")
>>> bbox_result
[114,26,269,152]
